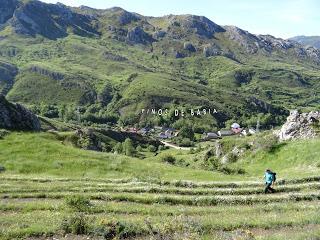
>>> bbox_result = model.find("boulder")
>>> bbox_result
[203,44,221,57]
[174,51,185,59]
[0,95,41,131]
[277,110,320,141]
[183,42,196,52]
[153,30,166,39]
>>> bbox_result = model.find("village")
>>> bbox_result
[122,122,258,144]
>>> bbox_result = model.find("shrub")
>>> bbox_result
[136,145,143,152]
[61,213,90,235]
[161,154,176,164]
[65,195,92,212]
[253,134,279,152]
[0,129,10,139]
[148,145,157,152]
[94,220,140,240]
[158,145,164,151]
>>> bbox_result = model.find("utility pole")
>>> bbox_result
[256,116,260,133]
[76,106,81,124]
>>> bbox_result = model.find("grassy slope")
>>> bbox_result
[0,132,221,181]
[0,131,319,181]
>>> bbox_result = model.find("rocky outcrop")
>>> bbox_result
[152,30,166,39]
[102,52,128,62]
[168,15,225,38]
[203,44,222,57]
[183,42,196,52]
[0,61,18,95]
[126,26,154,44]
[234,70,254,85]
[28,65,64,80]
[117,9,140,25]
[277,110,320,141]
[0,95,41,131]
[225,26,320,62]
[7,0,98,39]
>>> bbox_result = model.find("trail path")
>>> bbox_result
[160,141,191,150]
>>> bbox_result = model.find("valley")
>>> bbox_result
[0,0,320,239]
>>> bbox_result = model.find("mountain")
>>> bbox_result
[0,0,320,130]
[290,36,320,49]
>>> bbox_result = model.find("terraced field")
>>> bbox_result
[0,176,319,240]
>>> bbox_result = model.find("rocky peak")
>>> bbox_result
[106,7,141,25]
[118,10,140,26]
[225,26,261,54]
[277,110,320,141]
[167,14,224,38]
[0,95,41,131]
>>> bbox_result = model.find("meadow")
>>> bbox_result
[0,131,319,239]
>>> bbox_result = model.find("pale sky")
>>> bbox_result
[40,0,320,39]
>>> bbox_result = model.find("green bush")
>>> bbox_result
[123,138,135,156]
[65,195,92,212]
[148,145,157,152]
[253,134,279,152]
[94,220,141,240]
[0,129,10,139]
[158,145,164,151]
[61,213,90,235]
[161,154,176,164]
[136,145,143,152]
[113,142,123,154]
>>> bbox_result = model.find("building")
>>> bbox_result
[202,132,220,140]
[231,123,242,134]
[138,127,150,136]
[218,130,235,137]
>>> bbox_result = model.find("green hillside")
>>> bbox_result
[0,0,320,129]
[0,130,319,181]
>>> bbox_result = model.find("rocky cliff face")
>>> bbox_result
[2,0,98,39]
[0,95,41,131]
[0,0,19,24]
[277,110,320,141]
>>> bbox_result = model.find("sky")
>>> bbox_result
[40,0,320,39]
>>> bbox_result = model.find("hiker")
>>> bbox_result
[264,169,276,194]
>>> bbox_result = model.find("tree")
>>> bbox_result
[113,143,123,154]
[122,138,135,156]
[179,126,195,141]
